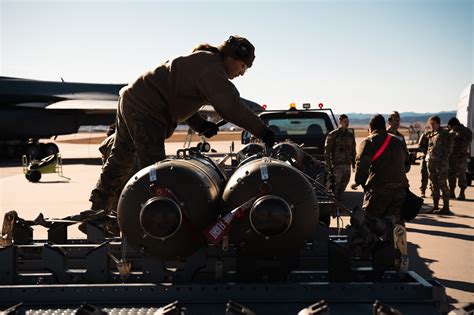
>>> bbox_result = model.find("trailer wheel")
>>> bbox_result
[28,170,41,182]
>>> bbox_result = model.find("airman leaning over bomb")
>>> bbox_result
[89,36,275,212]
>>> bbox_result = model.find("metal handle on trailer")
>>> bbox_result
[56,153,71,180]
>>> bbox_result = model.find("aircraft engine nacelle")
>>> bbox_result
[221,157,319,257]
[117,153,227,260]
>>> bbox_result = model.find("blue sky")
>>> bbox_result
[1,0,472,113]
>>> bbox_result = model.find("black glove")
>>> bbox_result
[199,120,219,138]
[260,127,275,147]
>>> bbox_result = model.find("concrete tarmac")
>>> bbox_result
[0,135,472,310]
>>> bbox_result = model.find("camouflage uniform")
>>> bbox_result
[448,124,472,199]
[426,127,452,211]
[417,131,430,196]
[354,129,409,276]
[324,127,356,200]
[99,134,114,165]
[90,51,267,210]
[387,127,410,173]
[355,130,409,223]
[98,134,138,213]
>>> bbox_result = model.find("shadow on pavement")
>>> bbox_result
[419,205,474,220]
[37,180,71,184]
[408,242,436,279]
[61,158,102,166]
[408,242,458,308]
[411,215,473,229]
[435,278,474,296]
[450,213,474,219]
[407,227,474,241]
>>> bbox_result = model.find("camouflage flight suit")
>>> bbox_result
[355,130,409,224]
[426,127,452,210]
[448,124,472,197]
[90,51,267,211]
[324,127,356,200]
[418,131,430,195]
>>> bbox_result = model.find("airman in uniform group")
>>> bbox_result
[324,114,356,201]
[447,117,472,201]
[425,116,453,215]
[417,130,430,198]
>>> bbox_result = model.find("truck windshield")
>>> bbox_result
[265,117,329,136]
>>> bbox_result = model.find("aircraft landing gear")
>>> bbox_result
[1,141,60,160]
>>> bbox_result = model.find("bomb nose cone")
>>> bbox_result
[250,195,292,238]
[139,197,182,239]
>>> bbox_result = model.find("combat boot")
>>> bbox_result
[426,199,439,214]
[393,224,408,279]
[457,189,466,201]
[449,187,456,199]
[437,206,453,215]
[89,189,108,211]
[436,199,453,215]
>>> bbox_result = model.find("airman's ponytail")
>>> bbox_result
[192,44,220,54]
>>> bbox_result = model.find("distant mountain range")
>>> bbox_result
[341,111,457,126]
[79,110,458,132]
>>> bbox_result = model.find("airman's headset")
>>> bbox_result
[226,36,252,60]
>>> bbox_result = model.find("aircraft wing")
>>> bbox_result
[45,99,117,113]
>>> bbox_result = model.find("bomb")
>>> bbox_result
[117,152,227,260]
[221,157,319,257]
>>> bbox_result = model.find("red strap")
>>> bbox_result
[372,135,392,162]
[204,197,256,245]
